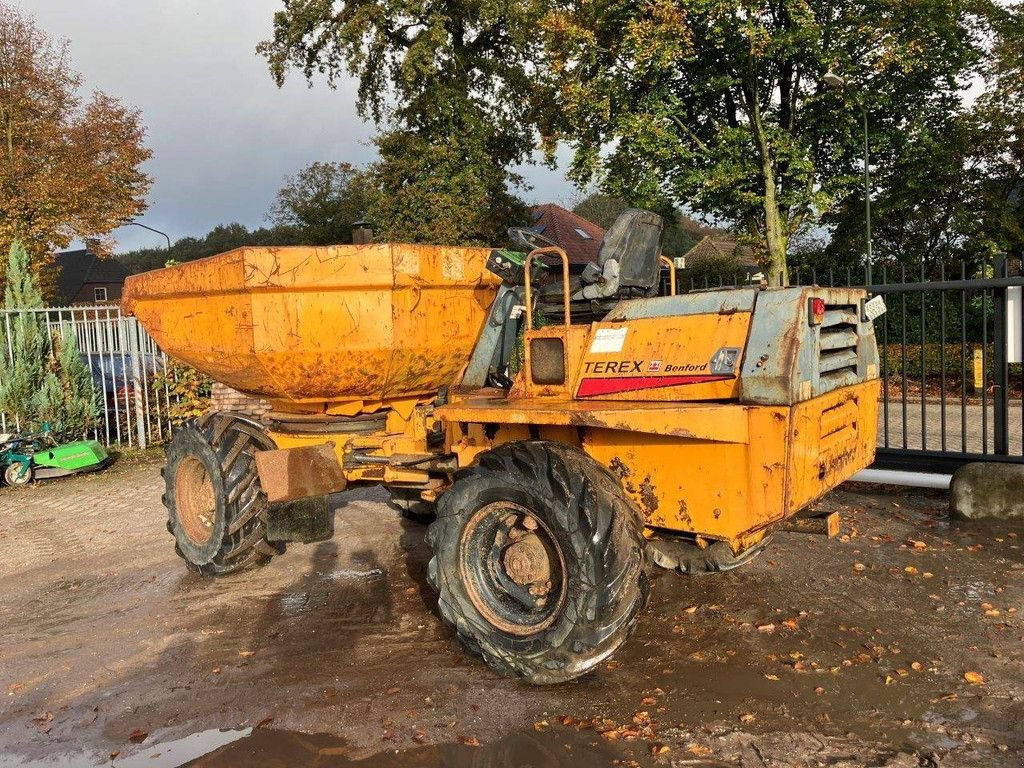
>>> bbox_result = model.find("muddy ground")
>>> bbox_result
[0,450,1021,767]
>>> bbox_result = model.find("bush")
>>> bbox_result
[152,360,213,426]
[881,342,1023,382]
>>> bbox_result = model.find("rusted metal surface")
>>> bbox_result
[437,396,749,443]
[780,511,841,537]
[174,455,216,545]
[122,244,500,412]
[458,502,567,637]
[254,444,347,504]
[739,287,879,405]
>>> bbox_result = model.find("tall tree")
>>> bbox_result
[813,2,1023,277]
[0,241,97,438]
[0,242,46,424]
[268,161,374,245]
[973,2,1023,262]
[541,0,993,284]
[258,0,545,245]
[0,3,152,297]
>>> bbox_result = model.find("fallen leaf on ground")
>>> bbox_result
[853,563,866,572]
[964,671,985,685]
[458,735,480,747]
[255,717,274,729]
[128,728,147,743]
[739,713,756,724]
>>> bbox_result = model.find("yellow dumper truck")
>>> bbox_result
[123,210,882,684]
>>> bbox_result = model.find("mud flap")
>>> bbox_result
[266,496,334,544]
[254,444,347,503]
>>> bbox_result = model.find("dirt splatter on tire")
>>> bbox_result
[427,441,650,684]
[163,412,283,577]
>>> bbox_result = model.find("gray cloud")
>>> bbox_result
[19,0,579,251]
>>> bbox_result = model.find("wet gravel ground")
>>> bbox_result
[0,450,1021,767]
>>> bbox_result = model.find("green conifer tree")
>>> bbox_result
[0,242,98,438]
[0,242,47,428]
[33,329,98,438]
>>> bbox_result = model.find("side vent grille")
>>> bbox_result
[818,304,859,393]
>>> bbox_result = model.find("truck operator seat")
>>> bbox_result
[572,208,665,301]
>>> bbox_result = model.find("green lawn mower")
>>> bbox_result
[0,426,112,486]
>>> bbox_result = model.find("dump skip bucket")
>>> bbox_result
[122,244,500,411]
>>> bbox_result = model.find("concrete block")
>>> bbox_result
[950,462,1024,521]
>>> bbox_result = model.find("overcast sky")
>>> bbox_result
[19,0,579,252]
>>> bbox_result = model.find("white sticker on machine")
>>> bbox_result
[589,327,628,354]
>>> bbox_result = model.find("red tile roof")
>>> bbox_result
[527,204,605,266]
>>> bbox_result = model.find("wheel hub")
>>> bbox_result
[503,533,551,587]
[175,455,216,546]
[458,501,567,636]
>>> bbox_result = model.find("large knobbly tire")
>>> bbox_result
[427,441,650,684]
[648,534,773,574]
[163,412,284,577]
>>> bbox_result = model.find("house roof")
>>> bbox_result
[527,204,605,266]
[54,249,130,303]
[683,236,760,270]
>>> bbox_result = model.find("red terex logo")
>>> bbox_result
[648,360,663,372]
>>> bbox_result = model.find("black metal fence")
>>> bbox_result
[669,254,1024,474]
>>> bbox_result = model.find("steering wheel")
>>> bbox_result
[508,227,559,252]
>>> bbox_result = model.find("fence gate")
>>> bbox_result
[0,305,186,448]
[863,255,1023,473]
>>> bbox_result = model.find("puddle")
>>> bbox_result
[0,726,655,768]
[167,726,654,767]
[328,568,385,580]
[116,729,252,767]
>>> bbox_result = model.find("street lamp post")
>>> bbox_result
[123,219,171,251]
[824,72,873,286]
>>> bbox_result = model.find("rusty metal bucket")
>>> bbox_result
[122,244,500,412]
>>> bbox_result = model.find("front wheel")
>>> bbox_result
[427,441,650,684]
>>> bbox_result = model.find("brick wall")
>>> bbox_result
[209,383,272,423]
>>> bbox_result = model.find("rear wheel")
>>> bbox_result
[163,413,284,577]
[427,441,650,684]
[3,463,32,486]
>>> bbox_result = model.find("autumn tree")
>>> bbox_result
[267,161,374,245]
[258,0,544,245]
[541,0,993,284]
[0,3,151,297]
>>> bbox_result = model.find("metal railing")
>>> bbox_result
[0,305,191,448]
